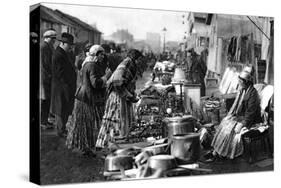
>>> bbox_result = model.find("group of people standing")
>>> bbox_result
[40,29,145,156]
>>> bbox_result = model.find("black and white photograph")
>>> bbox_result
[28,0,276,186]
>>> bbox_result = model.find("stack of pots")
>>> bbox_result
[164,115,200,164]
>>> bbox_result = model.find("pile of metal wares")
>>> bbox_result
[103,115,212,180]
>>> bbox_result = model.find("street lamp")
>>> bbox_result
[162,27,167,53]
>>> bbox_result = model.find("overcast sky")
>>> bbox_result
[43,2,189,42]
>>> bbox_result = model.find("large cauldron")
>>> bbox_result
[163,115,196,138]
[170,133,200,163]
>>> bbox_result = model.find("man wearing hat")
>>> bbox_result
[40,29,57,129]
[50,32,77,137]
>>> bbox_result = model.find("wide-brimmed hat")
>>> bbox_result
[58,32,74,45]
[238,70,252,82]
[43,30,57,39]
[89,45,104,56]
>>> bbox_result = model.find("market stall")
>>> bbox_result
[101,63,216,180]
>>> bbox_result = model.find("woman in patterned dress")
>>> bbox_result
[66,45,112,156]
[96,49,144,149]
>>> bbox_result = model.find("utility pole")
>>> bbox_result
[162,27,167,53]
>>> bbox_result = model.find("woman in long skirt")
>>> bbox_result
[66,45,112,156]
[96,49,144,149]
[208,67,262,160]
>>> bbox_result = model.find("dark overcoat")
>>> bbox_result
[50,46,77,116]
[40,41,53,100]
[236,85,263,128]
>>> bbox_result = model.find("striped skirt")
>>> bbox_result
[66,99,104,152]
[96,91,134,148]
[211,115,244,159]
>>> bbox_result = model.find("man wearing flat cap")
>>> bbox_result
[40,29,57,129]
[50,32,77,137]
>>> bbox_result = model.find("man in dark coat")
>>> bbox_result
[188,48,207,96]
[40,29,57,128]
[101,43,123,72]
[50,33,77,137]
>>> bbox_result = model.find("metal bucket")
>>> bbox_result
[163,115,196,138]
[170,133,200,163]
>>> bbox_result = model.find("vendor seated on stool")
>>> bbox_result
[201,66,262,161]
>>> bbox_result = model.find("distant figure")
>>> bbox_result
[75,43,93,71]
[75,43,93,86]
[40,29,57,129]
[102,43,123,72]
[188,48,207,96]
[51,33,77,137]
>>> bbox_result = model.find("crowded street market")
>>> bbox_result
[31,3,274,184]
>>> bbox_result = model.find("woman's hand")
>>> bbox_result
[105,68,112,79]
[234,122,244,134]
[240,127,249,135]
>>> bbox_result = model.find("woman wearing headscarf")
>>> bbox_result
[96,49,144,149]
[66,45,112,156]
[206,67,262,160]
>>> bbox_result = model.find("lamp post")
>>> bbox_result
[162,27,167,53]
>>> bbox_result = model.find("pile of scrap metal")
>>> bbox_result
[137,84,175,115]
[127,116,164,143]
[126,84,177,142]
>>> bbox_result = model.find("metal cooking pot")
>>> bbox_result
[114,147,142,156]
[148,155,177,172]
[104,154,134,172]
[170,133,200,163]
[164,115,196,138]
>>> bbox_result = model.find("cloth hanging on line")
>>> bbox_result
[227,34,251,63]
[216,38,223,74]
[219,66,241,95]
[261,17,271,60]
[264,20,274,85]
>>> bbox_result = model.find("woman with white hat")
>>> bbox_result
[66,45,112,156]
[206,67,262,161]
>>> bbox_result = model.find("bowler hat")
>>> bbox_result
[58,32,74,45]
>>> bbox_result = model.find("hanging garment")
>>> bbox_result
[235,35,242,62]
[264,22,274,85]
[227,37,234,62]
[227,36,238,62]
[247,36,253,64]
[227,71,239,94]
[207,46,217,73]
[216,38,223,74]
[219,67,230,94]
[240,35,249,63]
[261,17,271,60]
